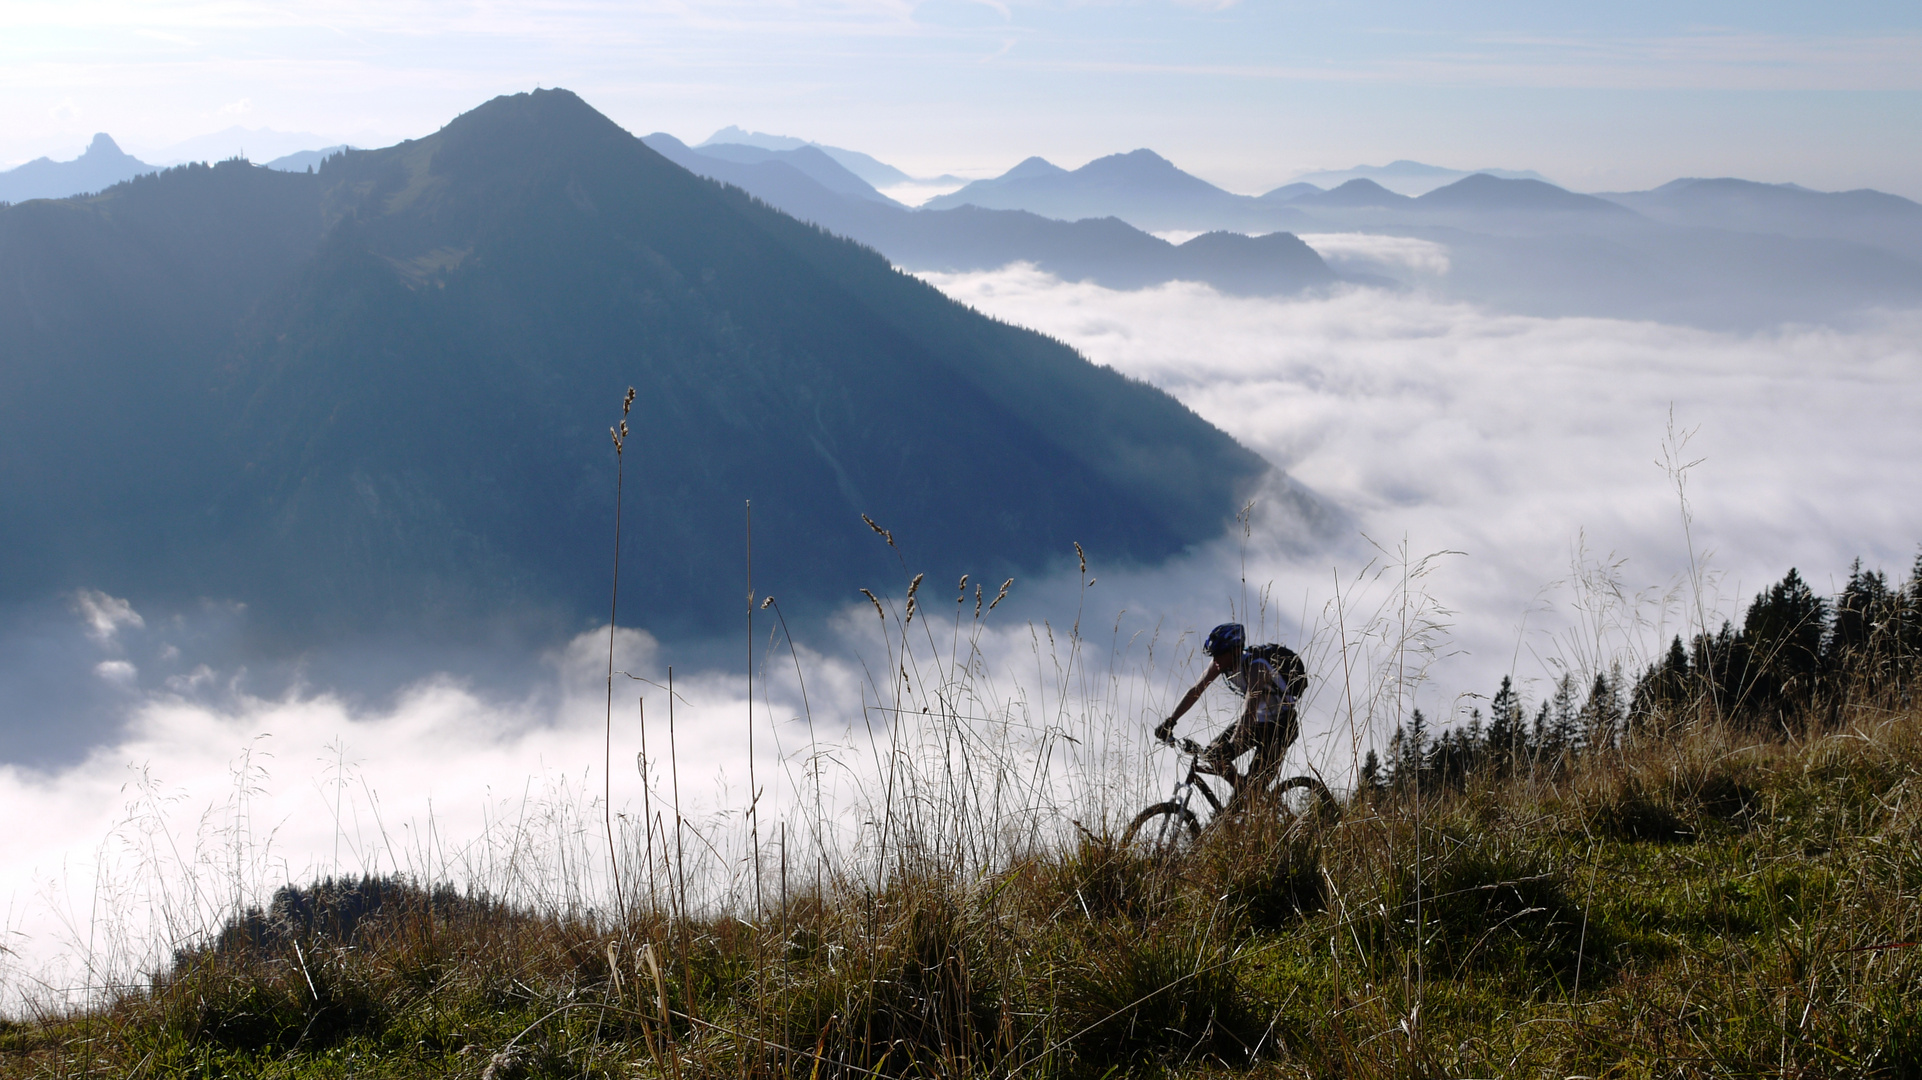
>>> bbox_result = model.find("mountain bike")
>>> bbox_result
[1122,729,1339,856]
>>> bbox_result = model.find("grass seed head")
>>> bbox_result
[859,588,885,621]
[989,578,1012,610]
[907,573,923,599]
[622,385,635,415]
[861,513,896,548]
[1075,541,1086,574]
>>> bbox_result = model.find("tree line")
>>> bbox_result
[1359,553,1922,794]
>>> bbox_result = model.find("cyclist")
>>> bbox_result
[1154,622,1301,794]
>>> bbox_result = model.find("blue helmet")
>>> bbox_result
[1203,622,1244,660]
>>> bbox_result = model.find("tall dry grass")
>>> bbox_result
[4,513,1917,1078]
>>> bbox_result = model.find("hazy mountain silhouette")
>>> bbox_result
[924,149,1304,232]
[1414,174,1630,215]
[1291,160,1552,197]
[0,90,1272,648]
[1245,172,1922,328]
[1259,182,1322,202]
[265,145,354,173]
[1598,178,1922,260]
[0,134,156,202]
[1000,157,1067,182]
[681,141,898,203]
[643,134,1337,296]
[696,125,965,187]
[1290,178,1412,209]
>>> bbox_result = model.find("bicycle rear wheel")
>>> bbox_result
[1268,775,1340,826]
[1121,801,1201,856]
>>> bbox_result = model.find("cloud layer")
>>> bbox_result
[923,266,1922,681]
[6,270,1921,1009]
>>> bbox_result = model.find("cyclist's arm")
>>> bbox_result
[1163,660,1221,726]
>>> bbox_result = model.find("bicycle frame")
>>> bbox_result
[1163,736,1239,822]
[1126,729,1338,853]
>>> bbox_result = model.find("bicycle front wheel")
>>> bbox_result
[1121,801,1201,857]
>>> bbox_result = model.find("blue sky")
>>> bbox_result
[4,0,1920,194]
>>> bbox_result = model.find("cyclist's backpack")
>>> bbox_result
[1248,642,1309,701]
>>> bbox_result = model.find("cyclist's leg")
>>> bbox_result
[1202,715,1256,777]
[1244,701,1299,792]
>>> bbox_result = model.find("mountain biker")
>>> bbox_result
[1154,622,1301,792]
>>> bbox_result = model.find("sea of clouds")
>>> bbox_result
[5,267,1920,1009]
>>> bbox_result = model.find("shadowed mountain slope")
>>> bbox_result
[0,90,1272,644]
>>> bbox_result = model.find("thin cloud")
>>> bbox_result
[70,590,144,647]
[1299,233,1451,276]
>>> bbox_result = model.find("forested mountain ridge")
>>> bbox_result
[0,89,1273,645]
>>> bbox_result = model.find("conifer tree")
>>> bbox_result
[1737,568,1827,725]
[1579,668,1623,755]
[1530,699,1551,778]
[1359,749,1384,796]
[1827,557,1897,704]
[1547,673,1580,766]
[1487,675,1525,773]
[1398,708,1429,793]
[1630,636,1692,737]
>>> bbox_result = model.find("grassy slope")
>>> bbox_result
[4,706,1917,1079]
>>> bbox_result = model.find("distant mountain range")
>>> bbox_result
[1599,177,1922,256]
[880,148,1922,327]
[0,134,357,201]
[0,134,156,203]
[643,133,1339,297]
[917,151,1628,233]
[697,126,964,188]
[263,145,355,173]
[925,150,1306,233]
[1288,160,1552,197]
[0,90,1272,648]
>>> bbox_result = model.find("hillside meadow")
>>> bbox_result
[3,555,1919,1079]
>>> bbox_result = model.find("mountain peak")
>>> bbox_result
[0,91,1269,645]
[1003,156,1065,180]
[1418,173,1626,214]
[423,88,636,173]
[1298,177,1412,208]
[1081,149,1178,174]
[700,125,808,152]
[450,87,607,130]
[84,133,127,158]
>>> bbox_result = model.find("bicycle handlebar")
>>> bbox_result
[1156,730,1204,756]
